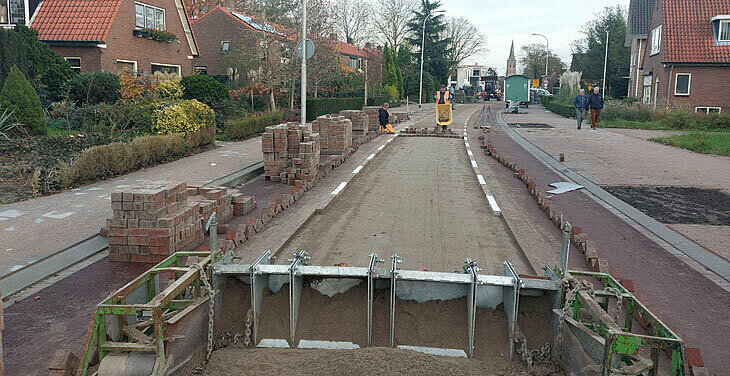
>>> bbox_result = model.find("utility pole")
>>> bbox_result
[531,33,549,86]
[419,10,444,108]
[300,0,307,127]
[602,30,609,96]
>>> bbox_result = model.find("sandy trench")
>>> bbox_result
[283,136,532,275]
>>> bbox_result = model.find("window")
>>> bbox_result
[1,0,26,25]
[151,63,180,76]
[721,20,730,42]
[695,107,722,114]
[221,41,230,53]
[642,75,652,104]
[116,60,137,74]
[194,66,208,75]
[65,57,81,73]
[650,25,662,55]
[135,2,165,30]
[472,69,480,77]
[674,73,691,96]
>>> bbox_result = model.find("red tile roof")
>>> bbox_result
[337,41,369,58]
[32,0,123,42]
[662,0,730,63]
[200,6,295,41]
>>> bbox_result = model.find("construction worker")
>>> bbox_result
[435,85,450,132]
[378,102,394,133]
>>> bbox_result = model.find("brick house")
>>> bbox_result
[190,5,293,77]
[625,0,653,99]
[636,0,730,113]
[29,0,199,76]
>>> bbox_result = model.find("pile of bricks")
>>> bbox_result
[232,194,256,216]
[262,122,321,185]
[401,127,461,138]
[107,182,236,263]
[311,115,352,156]
[361,106,383,134]
[340,110,369,142]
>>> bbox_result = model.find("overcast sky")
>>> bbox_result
[440,0,629,74]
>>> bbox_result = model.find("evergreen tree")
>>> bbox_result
[0,65,47,135]
[406,0,451,99]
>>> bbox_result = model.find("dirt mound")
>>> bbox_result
[194,346,560,376]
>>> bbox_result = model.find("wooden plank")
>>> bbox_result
[123,325,152,344]
[102,341,156,352]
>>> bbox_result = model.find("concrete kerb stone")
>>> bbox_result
[481,126,708,369]
[461,109,501,217]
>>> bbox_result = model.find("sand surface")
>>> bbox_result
[284,136,532,275]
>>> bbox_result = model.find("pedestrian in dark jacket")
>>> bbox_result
[587,87,604,129]
[573,89,588,129]
[378,102,389,131]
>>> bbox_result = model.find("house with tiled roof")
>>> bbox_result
[625,0,654,98]
[638,0,730,112]
[28,0,199,76]
[190,5,293,77]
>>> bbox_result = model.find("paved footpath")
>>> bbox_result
[0,137,262,277]
[504,106,730,262]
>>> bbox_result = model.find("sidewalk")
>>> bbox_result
[504,106,730,262]
[0,138,262,277]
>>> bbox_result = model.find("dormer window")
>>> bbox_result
[135,2,165,31]
[711,15,730,43]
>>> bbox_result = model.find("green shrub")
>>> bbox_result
[0,65,46,135]
[67,72,122,105]
[58,125,214,188]
[366,95,389,107]
[383,85,399,104]
[157,78,184,100]
[0,26,74,102]
[181,75,229,103]
[306,98,364,121]
[155,99,215,134]
[660,110,730,131]
[601,105,658,122]
[225,112,283,139]
[542,96,575,118]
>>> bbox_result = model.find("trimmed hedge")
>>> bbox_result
[225,112,283,139]
[306,96,389,121]
[542,96,575,118]
[58,125,215,188]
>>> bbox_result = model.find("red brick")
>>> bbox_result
[150,228,173,237]
[130,254,150,263]
[150,246,172,255]
[596,258,609,273]
[108,228,127,237]
[150,237,172,247]
[108,236,127,245]
[226,230,236,241]
[584,241,598,262]
[128,228,148,237]
[686,348,704,367]
[196,245,211,252]
[128,236,149,246]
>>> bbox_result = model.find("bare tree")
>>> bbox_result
[444,16,486,70]
[372,0,416,48]
[331,0,372,45]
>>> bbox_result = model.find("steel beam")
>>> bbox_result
[250,250,271,345]
[464,258,480,358]
[367,253,383,347]
[503,261,521,360]
[389,254,402,348]
[288,251,309,347]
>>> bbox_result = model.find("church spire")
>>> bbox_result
[508,40,515,61]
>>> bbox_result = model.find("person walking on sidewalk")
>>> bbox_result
[573,89,588,129]
[587,87,604,129]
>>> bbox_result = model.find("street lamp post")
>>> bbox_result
[531,33,549,81]
[602,30,609,96]
[300,0,307,127]
[419,10,444,108]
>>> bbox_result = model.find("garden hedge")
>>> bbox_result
[305,96,388,121]
[225,112,283,139]
[68,72,122,105]
[0,65,46,135]
[542,96,575,118]
[58,125,215,188]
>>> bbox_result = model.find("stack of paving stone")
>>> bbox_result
[340,109,369,142]
[107,182,235,263]
[311,115,352,156]
[361,106,383,135]
[232,194,257,216]
[262,122,321,185]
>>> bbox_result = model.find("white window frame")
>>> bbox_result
[65,57,82,73]
[116,59,138,74]
[135,2,165,31]
[194,66,208,75]
[674,73,691,96]
[720,20,730,42]
[650,25,662,55]
[221,41,231,53]
[151,63,181,76]
[695,107,722,114]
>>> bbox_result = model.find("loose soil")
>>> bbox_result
[284,136,532,275]
[0,134,115,203]
[603,186,730,225]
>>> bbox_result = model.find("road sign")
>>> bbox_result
[532,79,539,88]
[296,39,315,59]
[542,77,550,88]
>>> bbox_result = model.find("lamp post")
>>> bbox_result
[419,10,444,108]
[602,30,609,96]
[300,0,307,127]
[531,33,549,81]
